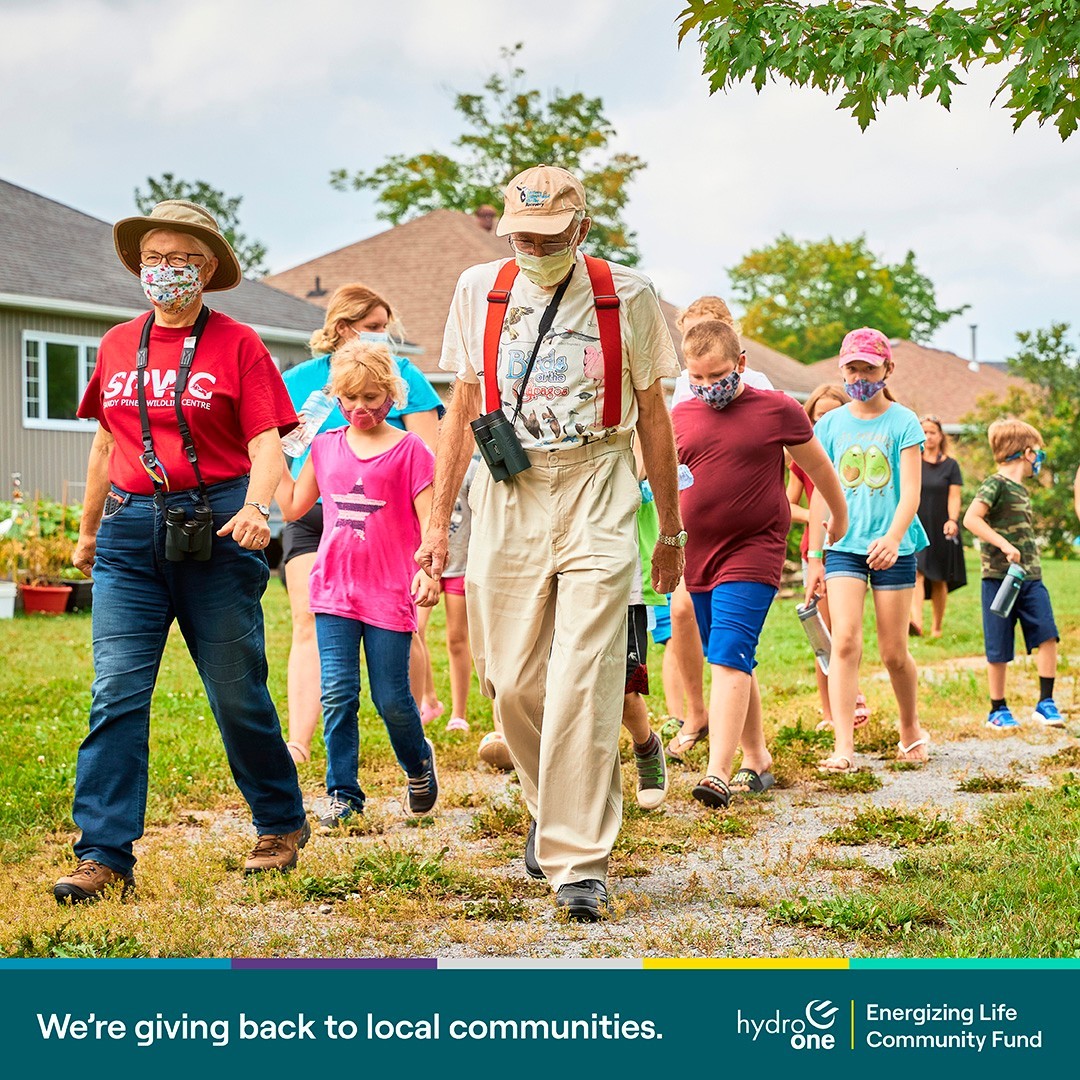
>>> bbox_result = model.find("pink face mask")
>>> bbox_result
[338,396,392,429]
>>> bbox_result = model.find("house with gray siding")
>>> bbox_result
[0,179,326,503]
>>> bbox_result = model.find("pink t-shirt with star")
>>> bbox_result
[307,428,434,632]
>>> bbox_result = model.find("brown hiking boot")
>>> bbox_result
[243,820,311,873]
[54,860,135,904]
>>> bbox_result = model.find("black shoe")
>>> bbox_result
[556,879,608,922]
[403,739,439,816]
[524,819,544,880]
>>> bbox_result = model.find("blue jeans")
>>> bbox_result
[72,477,305,874]
[314,613,428,811]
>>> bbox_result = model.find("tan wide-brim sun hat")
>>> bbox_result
[113,199,243,291]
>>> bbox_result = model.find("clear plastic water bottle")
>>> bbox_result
[990,563,1026,618]
[281,389,335,458]
[796,596,832,675]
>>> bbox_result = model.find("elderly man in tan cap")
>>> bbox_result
[417,164,684,921]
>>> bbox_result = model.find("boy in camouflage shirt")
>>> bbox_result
[963,419,1063,729]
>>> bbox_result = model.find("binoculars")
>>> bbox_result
[164,505,214,562]
[470,409,532,483]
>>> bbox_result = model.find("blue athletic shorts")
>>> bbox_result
[689,581,777,673]
[824,550,917,591]
[981,577,1058,663]
[651,596,672,645]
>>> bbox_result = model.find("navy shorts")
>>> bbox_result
[824,549,917,591]
[690,581,777,674]
[625,605,650,694]
[981,577,1058,663]
[281,503,323,566]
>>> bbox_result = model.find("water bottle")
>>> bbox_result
[640,464,695,503]
[281,388,335,458]
[990,563,1026,618]
[796,596,832,675]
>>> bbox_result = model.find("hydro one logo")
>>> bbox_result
[737,1000,839,1051]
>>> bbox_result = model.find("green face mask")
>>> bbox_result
[514,245,576,287]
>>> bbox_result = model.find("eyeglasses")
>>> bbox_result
[507,237,574,257]
[140,251,208,269]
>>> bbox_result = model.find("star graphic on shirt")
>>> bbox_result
[331,477,386,540]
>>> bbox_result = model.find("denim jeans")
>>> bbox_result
[72,477,305,874]
[314,613,427,811]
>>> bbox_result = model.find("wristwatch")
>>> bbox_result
[246,502,271,519]
[658,530,688,548]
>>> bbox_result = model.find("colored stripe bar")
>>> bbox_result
[232,958,436,969]
[438,959,641,969]
[853,959,1080,969]
[645,958,850,969]
[0,960,230,969]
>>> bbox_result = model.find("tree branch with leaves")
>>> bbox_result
[676,1,1080,139]
[330,45,647,264]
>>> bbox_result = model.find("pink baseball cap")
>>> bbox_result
[838,327,892,368]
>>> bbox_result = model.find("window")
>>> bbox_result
[23,332,99,431]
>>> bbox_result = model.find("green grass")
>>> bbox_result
[957,773,1025,794]
[0,551,1076,956]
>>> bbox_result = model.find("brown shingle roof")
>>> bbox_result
[266,209,818,391]
[803,339,1032,425]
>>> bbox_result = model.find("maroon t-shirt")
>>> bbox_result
[673,386,814,590]
[79,310,298,494]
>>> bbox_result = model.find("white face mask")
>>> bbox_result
[514,245,576,287]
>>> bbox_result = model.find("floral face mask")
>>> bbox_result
[844,377,888,402]
[141,261,204,314]
[689,370,741,411]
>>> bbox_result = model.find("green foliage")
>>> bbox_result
[820,767,884,792]
[959,323,1080,557]
[728,233,968,363]
[676,1,1080,139]
[7,925,150,959]
[771,892,936,936]
[330,45,646,264]
[134,174,269,278]
[824,806,951,846]
[957,773,1025,793]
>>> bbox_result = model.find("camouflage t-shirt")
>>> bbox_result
[973,474,1041,580]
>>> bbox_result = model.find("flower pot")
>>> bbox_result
[19,583,72,614]
[0,580,15,619]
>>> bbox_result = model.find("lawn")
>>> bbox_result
[0,552,1076,958]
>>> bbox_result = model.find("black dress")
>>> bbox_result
[916,455,967,592]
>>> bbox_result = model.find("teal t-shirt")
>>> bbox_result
[281,353,444,480]
[815,401,929,557]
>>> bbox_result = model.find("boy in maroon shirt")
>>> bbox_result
[672,321,847,807]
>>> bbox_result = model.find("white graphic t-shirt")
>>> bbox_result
[440,254,679,450]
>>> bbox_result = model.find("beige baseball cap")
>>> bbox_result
[495,164,587,237]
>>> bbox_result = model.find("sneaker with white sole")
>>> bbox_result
[986,705,1020,729]
[634,733,668,810]
[1032,699,1065,727]
[312,793,359,829]
[403,738,439,816]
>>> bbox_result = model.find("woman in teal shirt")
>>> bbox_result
[281,283,444,765]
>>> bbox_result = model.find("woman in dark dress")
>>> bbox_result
[910,415,966,637]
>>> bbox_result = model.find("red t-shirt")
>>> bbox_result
[673,386,814,590]
[790,460,813,559]
[78,310,299,494]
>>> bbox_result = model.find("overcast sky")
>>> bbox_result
[3,0,1077,361]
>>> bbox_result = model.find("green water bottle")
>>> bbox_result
[990,563,1025,618]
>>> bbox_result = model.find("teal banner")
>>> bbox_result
[0,966,1071,1077]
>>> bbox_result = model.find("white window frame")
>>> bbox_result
[22,331,100,432]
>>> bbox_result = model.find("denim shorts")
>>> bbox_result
[690,581,777,674]
[981,577,1059,663]
[824,550,917,591]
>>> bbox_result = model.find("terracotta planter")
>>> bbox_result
[19,583,72,614]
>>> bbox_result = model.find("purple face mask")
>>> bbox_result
[844,377,887,402]
[689,370,741,411]
[339,397,392,429]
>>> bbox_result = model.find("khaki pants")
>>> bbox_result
[466,431,639,888]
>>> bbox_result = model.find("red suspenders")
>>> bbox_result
[483,256,623,428]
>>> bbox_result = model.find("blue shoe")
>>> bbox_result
[1032,699,1065,728]
[986,706,1020,729]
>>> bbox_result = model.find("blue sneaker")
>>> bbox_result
[986,706,1020,729]
[1032,699,1065,728]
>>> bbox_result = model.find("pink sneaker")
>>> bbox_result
[446,716,469,732]
[420,700,444,726]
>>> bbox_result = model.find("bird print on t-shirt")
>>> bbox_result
[331,477,386,540]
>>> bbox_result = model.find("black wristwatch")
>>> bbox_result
[246,502,271,519]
